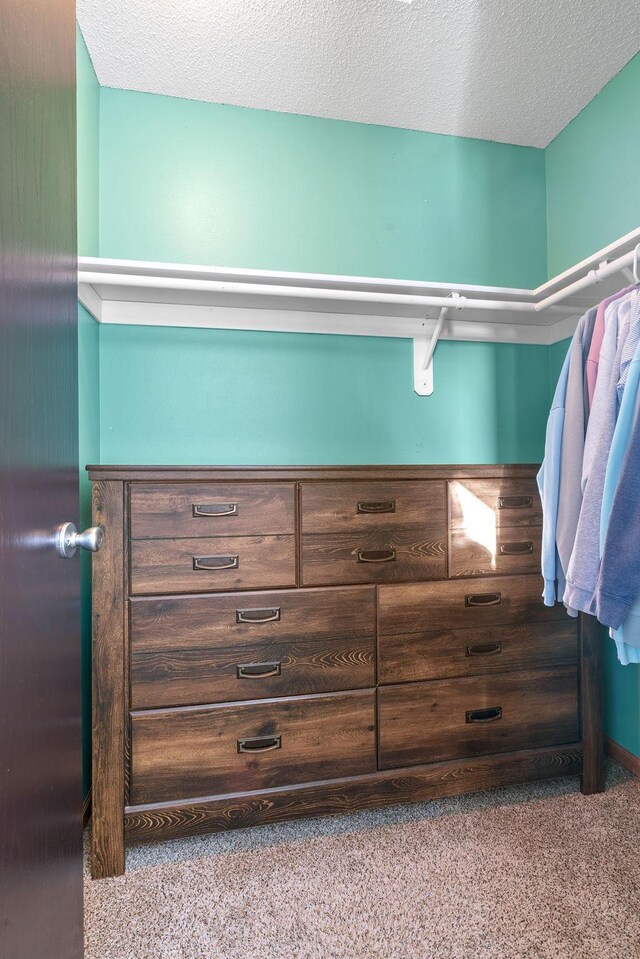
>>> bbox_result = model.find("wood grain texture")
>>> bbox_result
[448,527,542,578]
[130,587,376,708]
[378,667,579,769]
[301,480,446,532]
[130,534,296,594]
[378,620,578,684]
[130,482,295,538]
[302,529,446,586]
[88,464,592,877]
[378,574,565,636]
[89,465,541,482]
[130,690,376,803]
[123,487,132,806]
[448,477,542,529]
[124,745,583,844]
[91,481,126,879]
[579,613,605,795]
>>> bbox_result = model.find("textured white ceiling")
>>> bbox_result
[77,0,640,148]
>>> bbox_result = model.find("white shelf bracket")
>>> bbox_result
[413,293,465,395]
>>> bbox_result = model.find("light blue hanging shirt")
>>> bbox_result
[537,347,571,605]
[538,310,596,606]
[598,296,640,664]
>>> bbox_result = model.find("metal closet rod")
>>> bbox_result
[79,271,555,312]
[535,244,640,311]
[80,242,640,315]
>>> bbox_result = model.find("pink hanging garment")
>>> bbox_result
[585,286,635,410]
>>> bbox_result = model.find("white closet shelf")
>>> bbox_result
[78,226,640,396]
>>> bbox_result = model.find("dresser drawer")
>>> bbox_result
[379,620,578,684]
[130,483,295,538]
[129,690,376,804]
[130,535,296,594]
[302,530,446,586]
[301,480,446,532]
[379,574,563,637]
[130,587,376,708]
[449,527,541,578]
[378,667,578,769]
[449,478,542,530]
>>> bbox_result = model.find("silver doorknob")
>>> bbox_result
[56,522,104,559]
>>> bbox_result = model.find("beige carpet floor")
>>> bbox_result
[85,761,640,959]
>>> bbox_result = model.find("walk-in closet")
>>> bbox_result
[2,3,640,958]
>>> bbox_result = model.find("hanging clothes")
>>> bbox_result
[585,286,635,410]
[555,306,597,603]
[596,331,640,663]
[539,280,640,665]
[563,290,636,615]
[538,347,570,606]
[594,307,640,627]
[538,309,595,607]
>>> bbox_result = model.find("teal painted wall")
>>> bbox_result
[99,88,547,287]
[546,50,640,276]
[546,52,640,757]
[603,641,640,757]
[100,329,551,465]
[77,25,100,796]
[98,87,550,468]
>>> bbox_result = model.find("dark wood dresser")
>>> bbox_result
[89,465,603,878]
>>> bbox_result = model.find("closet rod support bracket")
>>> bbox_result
[587,259,610,284]
[413,293,465,396]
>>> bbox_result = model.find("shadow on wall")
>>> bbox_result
[603,633,640,755]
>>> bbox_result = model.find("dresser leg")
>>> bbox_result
[91,816,125,879]
[579,612,605,795]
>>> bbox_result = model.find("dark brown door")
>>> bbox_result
[0,1,82,958]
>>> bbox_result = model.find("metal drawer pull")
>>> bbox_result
[465,592,502,607]
[236,662,282,679]
[192,503,238,517]
[498,495,532,510]
[499,541,533,555]
[357,548,397,563]
[465,641,502,657]
[237,735,282,754]
[236,607,281,624]
[192,555,239,571]
[357,500,396,514]
[466,706,502,724]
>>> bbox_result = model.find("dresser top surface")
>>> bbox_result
[87,464,540,482]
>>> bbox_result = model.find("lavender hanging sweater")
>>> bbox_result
[563,293,635,614]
